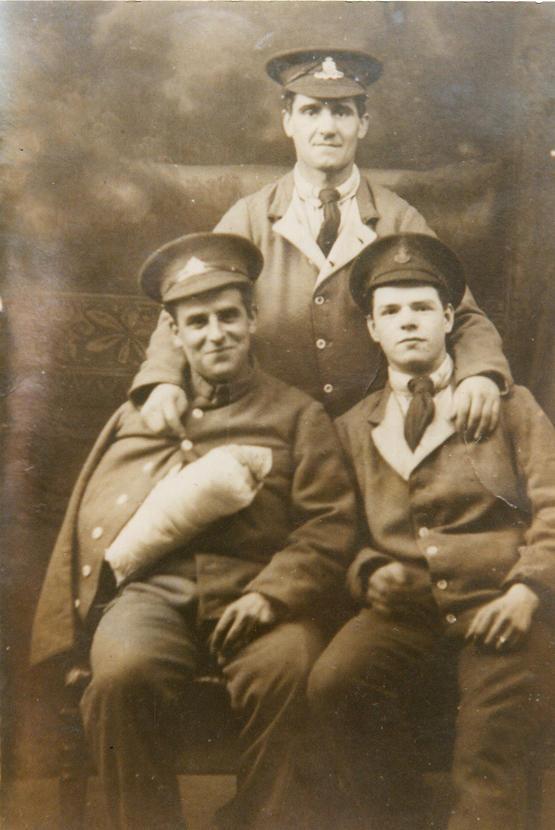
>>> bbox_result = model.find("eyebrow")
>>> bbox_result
[184,305,241,323]
[377,300,436,312]
[299,102,323,112]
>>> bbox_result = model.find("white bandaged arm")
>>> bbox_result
[105,444,272,584]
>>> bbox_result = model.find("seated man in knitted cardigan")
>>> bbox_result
[308,233,555,830]
[31,233,356,830]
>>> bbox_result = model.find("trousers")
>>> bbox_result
[307,607,553,830]
[80,574,325,830]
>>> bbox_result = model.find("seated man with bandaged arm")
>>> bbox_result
[30,233,357,830]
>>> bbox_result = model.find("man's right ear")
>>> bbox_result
[282,109,293,138]
[366,314,380,344]
[168,317,182,348]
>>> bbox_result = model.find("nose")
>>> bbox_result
[316,108,337,135]
[206,315,225,343]
[399,308,418,329]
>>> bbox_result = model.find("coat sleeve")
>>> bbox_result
[245,401,357,615]
[129,196,253,403]
[450,285,512,388]
[129,308,186,402]
[500,387,555,599]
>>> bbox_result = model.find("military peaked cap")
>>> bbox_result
[266,48,382,98]
[139,233,264,304]
[350,233,466,311]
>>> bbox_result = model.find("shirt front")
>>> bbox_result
[372,355,456,480]
[292,163,362,258]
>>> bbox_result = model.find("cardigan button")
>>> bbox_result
[314,295,325,306]
[446,613,457,624]
[436,579,448,590]
[181,439,194,451]
[323,384,334,394]
[91,526,103,540]
[426,545,438,556]
[81,565,92,578]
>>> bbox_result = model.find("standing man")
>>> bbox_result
[132,47,510,433]
[31,233,356,830]
[308,233,555,830]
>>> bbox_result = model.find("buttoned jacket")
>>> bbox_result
[31,369,356,666]
[335,384,555,629]
[131,172,511,417]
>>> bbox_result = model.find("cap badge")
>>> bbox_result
[176,256,208,283]
[393,245,412,265]
[314,57,345,80]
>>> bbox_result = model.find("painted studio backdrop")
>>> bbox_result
[1,0,555,783]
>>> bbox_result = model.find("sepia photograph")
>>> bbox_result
[1,2,555,828]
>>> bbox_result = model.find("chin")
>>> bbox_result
[397,358,434,375]
[313,156,343,171]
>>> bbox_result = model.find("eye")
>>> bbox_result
[186,315,208,329]
[332,105,353,118]
[218,309,241,323]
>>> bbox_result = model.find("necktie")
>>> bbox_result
[404,376,435,452]
[316,188,341,257]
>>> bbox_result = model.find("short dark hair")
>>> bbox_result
[367,281,451,316]
[281,90,367,118]
[165,283,255,321]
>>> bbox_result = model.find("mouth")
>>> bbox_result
[399,338,426,345]
[206,347,234,356]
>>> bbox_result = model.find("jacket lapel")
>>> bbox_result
[269,171,379,292]
[272,200,327,268]
[315,213,376,290]
[370,386,457,480]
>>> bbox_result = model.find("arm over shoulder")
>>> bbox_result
[451,285,512,387]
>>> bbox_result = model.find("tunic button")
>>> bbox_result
[181,439,194,451]
[426,545,438,556]
[323,384,334,394]
[418,527,430,538]
[74,598,81,609]
[91,526,103,540]
[116,494,128,506]
[316,338,327,350]
[81,565,92,578]
[192,408,204,419]
[143,461,154,474]
[314,295,325,306]
[446,613,457,624]
[436,579,448,590]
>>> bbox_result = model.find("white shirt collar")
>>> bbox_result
[388,353,454,397]
[293,163,360,205]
